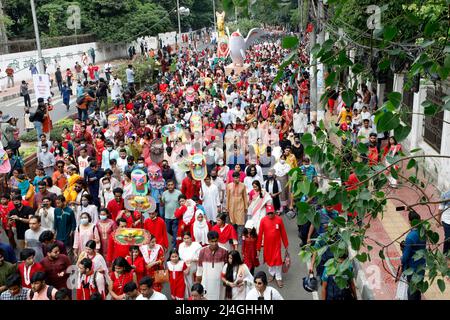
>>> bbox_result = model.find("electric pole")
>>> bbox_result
[212,0,217,33]
[30,0,45,74]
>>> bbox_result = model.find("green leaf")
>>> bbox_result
[377,111,400,132]
[282,36,299,49]
[350,236,361,251]
[273,69,284,84]
[311,44,321,56]
[301,133,314,147]
[437,279,446,293]
[424,103,442,116]
[410,148,422,153]
[359,189,372,201]
[325,71,336,87]
[394,124,411,142]
[390,166,399,180]
[427,231,439,244]
[357,142,368,154]
[342,90,355,107]
[379,250,385,260]
[322,39,334,52]
[355,252,368,263]
[352,63,364,74]
[333,216,346,228]
[383,25,398,41]
[388,92,402,109]
[407,159,416,170]
[424,20,439,37]
[379,59,390,71]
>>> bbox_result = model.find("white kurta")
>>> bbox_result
[179,241,202,296]
[196,246,228,300]
[201,182,220,222]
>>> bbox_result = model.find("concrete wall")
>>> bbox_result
[397,76,450,192]
[0,41,128,88]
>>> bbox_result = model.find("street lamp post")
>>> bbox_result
[177,0,182,39]
[30,0,45,74]
[212,0,217,33]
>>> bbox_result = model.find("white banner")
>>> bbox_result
[33,74,51,102]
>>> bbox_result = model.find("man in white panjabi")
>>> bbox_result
[200,175,220,223]
[196,230,228,300]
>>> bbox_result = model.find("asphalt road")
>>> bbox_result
[2,89,78,133]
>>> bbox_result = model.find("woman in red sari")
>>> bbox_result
[140,234,165,292]
[94,131,106,164]
[211,213,238,251]
[109,257,136,300]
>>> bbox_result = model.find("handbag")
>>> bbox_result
[395,273,408,300]
[282,251,291,273]
[154,269,169,283]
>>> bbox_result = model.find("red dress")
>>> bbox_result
[76,272,101,300]
[109,271,134,299]
[242,236,259,270]
[126,255,146,284]
[167,260,187,300]
[143,217,169,250]
[95,139,105,164]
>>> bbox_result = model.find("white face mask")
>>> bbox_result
[280,160,286,164]
[41,148,47,153]
[80,218,89,225]
[80,143,86,148]
[99,215,107,221]
[104,183,111,189]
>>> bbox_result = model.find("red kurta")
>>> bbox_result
[143,217,169,250]
[174,206,196,246]
[167,260,187,300]
[242,236,259,270]
[126,255,146,284]
[211,224,238,247]
[257,215,289,267]
[18,262,45,288]
[107,199,125,222]
[109,271,134,299]
[181,177,201,199]
[106,232,131,264]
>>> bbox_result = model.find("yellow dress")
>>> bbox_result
[63,174,81,203]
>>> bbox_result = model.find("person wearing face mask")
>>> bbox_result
[265,170,282,213]
[77,194,98,226]
[99,177,115,208]
[73,212,100,259]
[96,209,116,258]
[300,157,317,183]
[101,140,119,171]
[210,169,226,208]
[37,143,56,178]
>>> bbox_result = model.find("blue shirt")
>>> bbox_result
[300,165,317,182]
[401,228,426,272]
[53,206,76,245]
[318,208,339,234]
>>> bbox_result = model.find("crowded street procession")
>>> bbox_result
[0,3,448,303]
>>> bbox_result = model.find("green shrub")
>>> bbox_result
[116,57,157,91]
[19,146,36,159]
[20,118,74,142]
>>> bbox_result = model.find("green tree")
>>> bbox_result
[277,0,450,295]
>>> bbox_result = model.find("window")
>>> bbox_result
[423,87,444,153]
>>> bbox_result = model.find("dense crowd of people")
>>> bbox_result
[0,27,431,301]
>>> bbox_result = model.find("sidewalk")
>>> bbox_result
[0,57,129,102]
[323,112,450,300]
